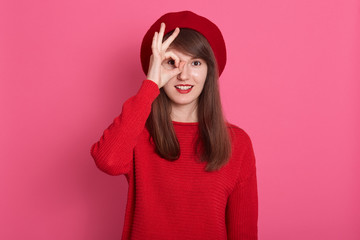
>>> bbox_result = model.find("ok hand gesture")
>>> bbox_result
[146,23,181,88]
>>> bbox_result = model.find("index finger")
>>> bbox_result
[162,27,180,51]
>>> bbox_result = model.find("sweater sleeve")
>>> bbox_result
[90,80,160,176]
[226,132,258,240]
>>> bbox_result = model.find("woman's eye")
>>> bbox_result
[192,60,201,66]
[162,59,175,70]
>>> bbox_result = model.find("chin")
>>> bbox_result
[175,99,199,108]
[165,88,201,108]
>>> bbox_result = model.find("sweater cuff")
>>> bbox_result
[135,79,160,104]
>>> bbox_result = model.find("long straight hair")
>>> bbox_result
[145,28,232,172]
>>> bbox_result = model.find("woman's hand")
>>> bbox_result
[146,22,181,88]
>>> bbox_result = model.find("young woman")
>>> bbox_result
[91,11,258,240]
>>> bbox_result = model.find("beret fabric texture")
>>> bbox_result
[140,10,227,76]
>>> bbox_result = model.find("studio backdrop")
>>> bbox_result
[1,0,359,239]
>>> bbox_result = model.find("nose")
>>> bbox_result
[177,61,189,80]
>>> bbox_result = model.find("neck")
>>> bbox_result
[170,102,198,122]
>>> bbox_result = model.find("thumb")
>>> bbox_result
[169,68,181,79]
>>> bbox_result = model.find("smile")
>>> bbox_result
[175,85,193,94]
[175,85,193,90]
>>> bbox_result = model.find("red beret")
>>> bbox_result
[140,11,227,76]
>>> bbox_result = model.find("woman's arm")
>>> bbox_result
[226,132,258,240]
[90,80,159,176]
[91,22,181,176]
[226,171,258,239]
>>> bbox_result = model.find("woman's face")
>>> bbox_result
[162,48,208,109]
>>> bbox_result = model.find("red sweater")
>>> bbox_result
[91,80,258,240]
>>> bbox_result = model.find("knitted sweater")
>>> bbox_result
[90,80,258,240]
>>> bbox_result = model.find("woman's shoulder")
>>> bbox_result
[226,122,253,146]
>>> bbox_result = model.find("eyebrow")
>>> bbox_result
[191,57,205,61]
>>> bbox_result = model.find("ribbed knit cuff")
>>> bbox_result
[135,80,160,104]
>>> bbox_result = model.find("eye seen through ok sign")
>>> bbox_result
[146,23,181,88]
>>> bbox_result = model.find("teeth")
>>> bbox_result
[175,85,192,90]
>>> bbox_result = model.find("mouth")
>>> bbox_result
[175,84,193,94]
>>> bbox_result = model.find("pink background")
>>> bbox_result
[1,0,359,239]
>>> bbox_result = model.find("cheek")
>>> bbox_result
[163,77,175,89]
[193,69,207,83]
[163,79,176,96]
[190,68,207,82]
[162,84,171,95]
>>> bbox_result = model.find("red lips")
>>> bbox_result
[175,84,193,94]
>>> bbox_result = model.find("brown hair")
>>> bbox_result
[145,28,232,172]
